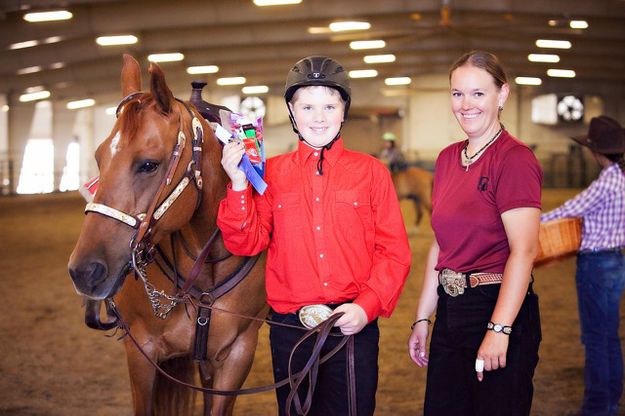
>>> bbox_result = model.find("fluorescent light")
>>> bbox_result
[308,26,331,34]
[217,77,246,86]
[536,39,572,49]
[186,65,219,74]
[105,107,117,116]
[348,69,378,79]
[2,105,9,112]
[570,20,588,29]
[547,69,576,78]
[67,99,95,109]
[329,21,371,32]
[515,77,542,86]
[9,40,39,50]
[350,40,385,50]
[253,0,301,5]
[385,77,412,86]
[364,54,396,64]
[148,53,184,63]
[528,53,560,63]
[548,19,558,27]
[17,66,43,75]
[96,35,138,46]
[23,10,73,22]
[43,36,63,44]
[19,90,51,102]
[49,62,65,70]
[242,85,269,94]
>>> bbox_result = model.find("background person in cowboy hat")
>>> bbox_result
[541,115,625,416]
[217,55,411,415]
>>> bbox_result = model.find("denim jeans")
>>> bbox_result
[576,250,625,416]
[268,310,379,416]
[424,283,541,416]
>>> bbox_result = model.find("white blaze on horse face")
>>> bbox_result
[109,131,121,157]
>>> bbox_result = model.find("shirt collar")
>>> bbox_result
[297,137,345,167]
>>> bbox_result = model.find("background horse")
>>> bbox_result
[68,55,267,416]
[392,166,433,226]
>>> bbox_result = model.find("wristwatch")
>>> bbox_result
[487,321,512,335]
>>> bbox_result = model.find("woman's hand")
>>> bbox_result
[220,141,248,190]
[475,331,509,381]
[408,321,430,367]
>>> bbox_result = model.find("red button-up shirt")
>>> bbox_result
[217,138,411,321]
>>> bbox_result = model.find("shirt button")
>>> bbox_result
[353,201,358,206]
[319,253,324,258]
[323,282,328,287]
[241,206,245,210]
[314,151,319,157]
[240,195,245,199]
[315,171,320,176]
[315,197,320,202]
[240,200,245,204]
[278,204,282,208]
[316,226,321,231]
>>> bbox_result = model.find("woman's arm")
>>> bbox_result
[475,206,540,381]
[408,239,440,367]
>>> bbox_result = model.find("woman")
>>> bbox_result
[407,50,543,415]
[541,115,625,416]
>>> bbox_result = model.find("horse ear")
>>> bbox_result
[121,54,142,97]
[149,62,174,114]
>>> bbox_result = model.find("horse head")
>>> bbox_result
[69,54,222,300]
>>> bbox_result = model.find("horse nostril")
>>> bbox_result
[69,261,108,290]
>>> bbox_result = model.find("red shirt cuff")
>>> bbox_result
[225,182,252,216]
[354,289,382,322]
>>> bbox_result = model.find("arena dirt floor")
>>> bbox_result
[1,189,624,416]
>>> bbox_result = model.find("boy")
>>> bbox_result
[217,56,411,415]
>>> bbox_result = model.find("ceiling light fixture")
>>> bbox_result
[19,90,51,102]
[536,39,572,49]
[364,54,396,64]
[547,69,576,78]
[105,107,117,116]
[9,40,39,50]
[96,35,138,46]
[217,77,246,86]
[329,21,371,32]
[242,85,269,94]
[186,65,219,74]
[23,10,73,22]
[528,53,560,63]
[348,69,378,78]
[515,77,543,85]
[384,77,412,86]
[148,53,184,63]
[349,40,385,50]
[67,99,95,110]
[17,66,43,75]
[570,20,588,29]
[49,62,66,70]
[253,0,302,6]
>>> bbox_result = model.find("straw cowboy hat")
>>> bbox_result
[572,115,625,154]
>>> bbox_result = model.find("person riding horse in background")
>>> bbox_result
[541,115,625,416]
[379,131,407,173]
[217,56,411,415]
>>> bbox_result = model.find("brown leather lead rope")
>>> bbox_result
[108,301,356,415]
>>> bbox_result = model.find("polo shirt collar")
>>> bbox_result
[297,137,345,167]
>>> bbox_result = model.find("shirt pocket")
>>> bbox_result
[334,190,375,240]
[272,192,303,235]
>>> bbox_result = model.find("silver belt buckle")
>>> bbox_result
[298,304,333,329]
[439,269,466,297]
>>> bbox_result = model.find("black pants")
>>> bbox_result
[269,310,379,416]
[424,284,542,416]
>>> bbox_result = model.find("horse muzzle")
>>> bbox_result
[68,260,130,300]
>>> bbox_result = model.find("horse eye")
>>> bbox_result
[137,160,160,174]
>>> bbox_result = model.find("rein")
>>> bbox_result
[108,300,356,416]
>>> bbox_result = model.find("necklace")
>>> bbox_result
[462,127,503,171]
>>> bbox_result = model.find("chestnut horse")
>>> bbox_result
[68,55,267,415]
[391,166,433,226]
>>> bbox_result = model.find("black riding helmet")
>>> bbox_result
[284,56,351,175]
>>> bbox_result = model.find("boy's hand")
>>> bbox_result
[221,141,248,191]
[331,303,368,335]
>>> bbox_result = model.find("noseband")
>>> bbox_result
[85,92,205,260]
